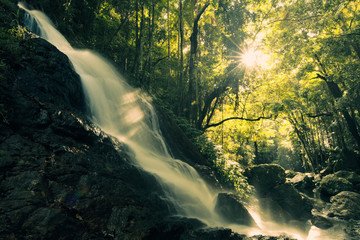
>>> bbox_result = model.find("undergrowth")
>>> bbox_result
[156,101,252,198]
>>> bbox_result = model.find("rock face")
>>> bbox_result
[17,37,86,113]
[0,37,177,239]
[215,193,257,227]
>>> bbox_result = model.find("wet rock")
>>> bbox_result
[145,217,296,240]
[258,198,292,223]
[318,174,353,197]
[215,193,257,227]
[0,150,13,168]
[311,215,333,229]
[244,164,286,196]
[16,38,86,113]
[328,191,360,220]
[0,33,172,240]
[269,183,313,221]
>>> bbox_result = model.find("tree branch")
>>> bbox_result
[203,115,272,130]
[306,112,333,118]
[152,56,168,67]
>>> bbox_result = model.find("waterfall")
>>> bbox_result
[19,3,348,240]
[17,2,223,226]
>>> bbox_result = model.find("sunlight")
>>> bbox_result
[241,47,269,68]
[241,49,257,67]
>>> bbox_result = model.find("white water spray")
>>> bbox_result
[18,3,348,239]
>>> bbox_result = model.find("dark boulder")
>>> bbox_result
[328,191,360,220]
[215,193,257,227]
[258,198,292,224]
[269,183,313,222]
[318,174,353,197]
[244,164,286,196]
[244,165,313,225]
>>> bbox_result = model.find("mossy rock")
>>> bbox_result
[244,164,286,195]
[319,174,353,197]
[333,171,360,185]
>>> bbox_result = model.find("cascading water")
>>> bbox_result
[18,3,347,240]
[18,2,221,226]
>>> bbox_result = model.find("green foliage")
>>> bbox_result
[16,0,360,179]
[0,0,31,80]
[214,156,253,198]
[166,107,251,198]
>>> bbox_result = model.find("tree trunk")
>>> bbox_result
[133,2,145,85]
[315,55,360,149]
[144,1,155,91]
[187,3,210,122]
[167,0,171,82]
[177,0,185,115]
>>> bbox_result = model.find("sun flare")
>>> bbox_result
[241,47,269,68]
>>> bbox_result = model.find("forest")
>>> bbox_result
[3,0,360,186]
[1,0,360,239]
